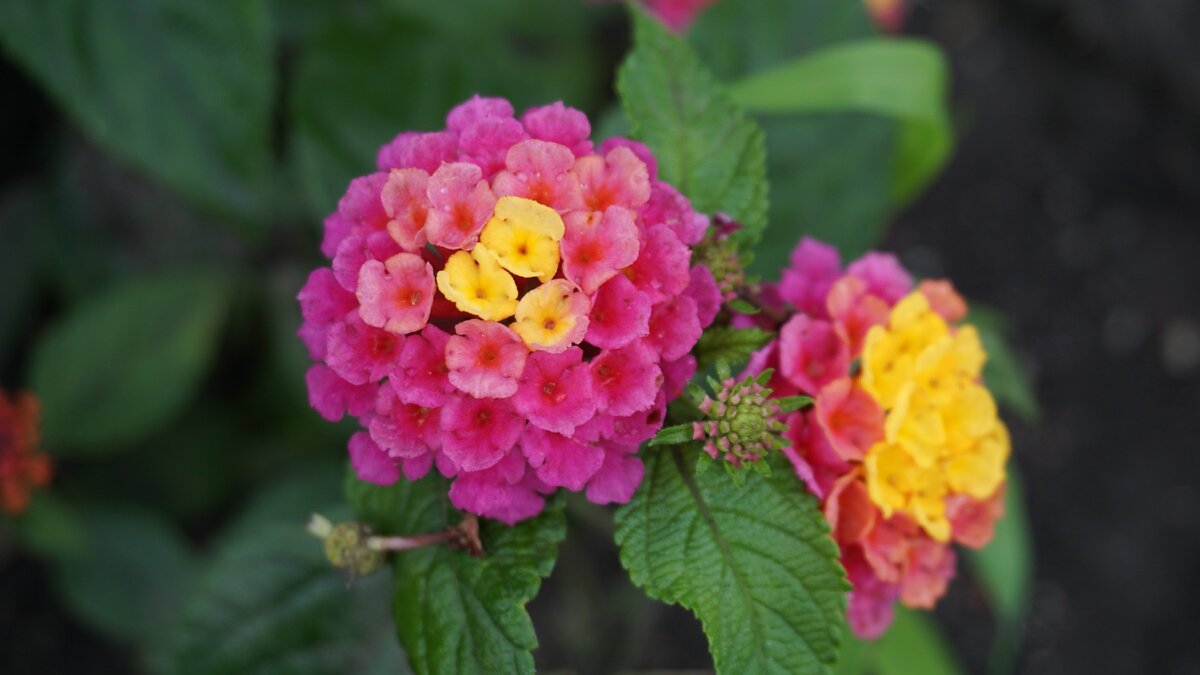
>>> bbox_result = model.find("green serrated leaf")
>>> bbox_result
[617,6,769,249]
[346,471,566,675]
[615,449,847,674]
[695,327,774,369]
[29,271,232,453]
[729,39,953,207]
[0,0,273,226]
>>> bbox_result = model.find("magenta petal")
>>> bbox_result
[423,162,496,249]
[376,131,458,173]
[321,172,390,257]
[440,395,524,472]
[333,231,401,292]
[521,427,604,491]
[590,342,662,416]
[381,168,431,251]
[585,274,652,349]
[447,95,514,133]
[686,264,722,328]
[846,252,913,304]
[305,365,375,422]
[624,223,691,303]
[562,206,640,295]
[325,313,404,385]
[637,179,708,246]
[512,347,596,435]
[644,294,702,362]
[356,252,434,335]
[585,441,644,505]
[394,324,454,407]
[445,320,527,399]
[778,236,842,318]
[348,432,400,486]
[492,139,583,211]
[521,102,593,157]
[778,314,851,394]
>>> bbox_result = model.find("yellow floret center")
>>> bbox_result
[511,280,581,350]
[861,292,1009,541]
[436,245,519,321]
[480,196,564,283]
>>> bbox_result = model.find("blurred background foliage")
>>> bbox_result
[0,0,1041,673]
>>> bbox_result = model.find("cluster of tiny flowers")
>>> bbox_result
[0,389,51,516]
[299,96,720,525]
[743,237,1009,639]
[693,373,785,468]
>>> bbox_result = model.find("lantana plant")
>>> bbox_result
[300,6,1019,674]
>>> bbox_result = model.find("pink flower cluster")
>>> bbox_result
[743,237,1005,639]
[299,96,718,524]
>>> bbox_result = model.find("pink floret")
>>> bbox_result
[381,168,431,252]
[445,320,528,399]
[376,131,458,173]
[521,426,604,491]
[573,145,651,212]
[321,172,391,258]
[458,117,529,177]
[562,207,641,295]
[778,314,850,394]
[348,432,400,486]
[440,394,525,472]
[492,139,583,211]
[447,95,515,133]
[325,313,405,386]
[590,342,662,416]
[394,324,454,407]
[645,294,702,362]
[584,440,645,505]
[585,274,652,349]
[423,162,497,250]
[521,102,593,158]
[305,364,375,422]
[638,180,708,245]
[846,252,913,305]
[513,348,596,435]
[356,252,435,335]
[779,236,842,319]
[624,223,691,303]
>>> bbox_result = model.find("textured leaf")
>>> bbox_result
[617,7,768,249]
[730,39,953,207]
[615,448,848,674]
[347,472,566,675]
[29,271,231,453]
[168,471,406,675]
[695,326,774,369]
[0,0,273,224]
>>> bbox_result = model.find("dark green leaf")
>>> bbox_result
[695,326,774,369]
[29,271,232,453]
[617,7,768,249]
[290,0,604,218]
[15,492,85,561]
[970,306,1040,423]
[0,186,46,361]
[167,473,406,675]
[689,0,898,270]
[0,0,274,224]
[52,505,197,645]
[730,39,953,207]
[347,472,566,675]
[615,449,848,674]
[970,469,1033,674]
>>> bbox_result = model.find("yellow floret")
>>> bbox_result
[511,280,584,351]
[479,196,564,282]
[861,290,1008,542]
[435,245,518,321]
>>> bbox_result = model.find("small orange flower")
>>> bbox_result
[0,390,51,515]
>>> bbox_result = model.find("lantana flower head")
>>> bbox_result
[0,389,51,516]
[748,236,1010,639]
[300,96,717,524]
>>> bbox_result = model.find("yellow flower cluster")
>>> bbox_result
[860,292,1009,541]
[436,196,578,349]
